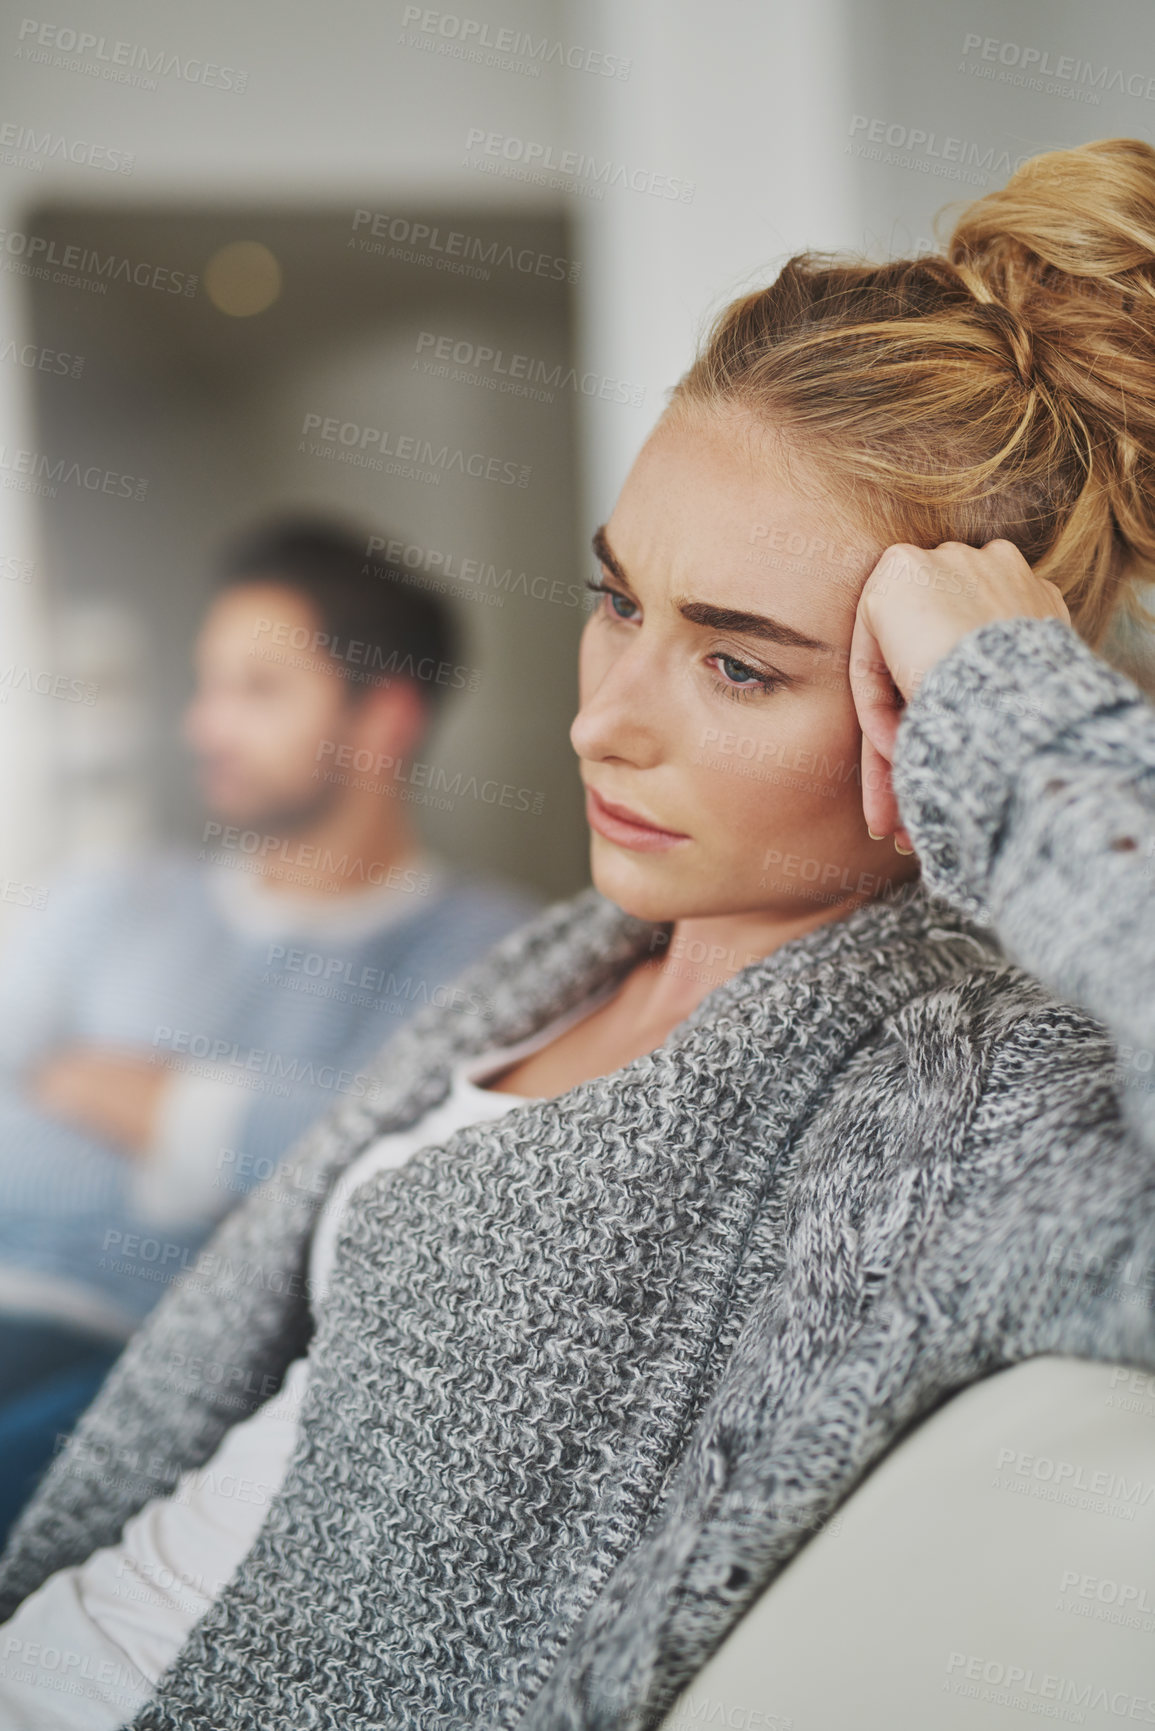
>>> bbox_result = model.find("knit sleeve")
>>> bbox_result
[946,994,1155,1380]
[891,615,1155,1160]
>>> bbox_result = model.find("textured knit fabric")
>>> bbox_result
[0,991,612,1731]
[0,852,537,1327]
[0,616,1153,1731]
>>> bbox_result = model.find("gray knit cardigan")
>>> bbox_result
[1,616,1154,1731]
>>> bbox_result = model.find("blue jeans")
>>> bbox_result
[0,1317,124,1549]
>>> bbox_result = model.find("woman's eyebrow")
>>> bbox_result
[674,598,829,652]
[592,526,634,589]
[591,525,831,653]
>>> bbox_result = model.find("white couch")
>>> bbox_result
[658,1357,1155,1730]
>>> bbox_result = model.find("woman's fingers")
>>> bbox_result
[860,729,901,838]
[850,599,914,851]
[849,602,903,762]
[859,540,1070,703]
[850,538,1072,846]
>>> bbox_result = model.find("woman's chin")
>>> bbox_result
[588,845,690,925]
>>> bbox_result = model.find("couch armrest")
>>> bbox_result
[659,1357,1155,1730]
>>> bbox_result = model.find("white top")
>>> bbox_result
[131,848,445,1233]
[0,982,615,1731]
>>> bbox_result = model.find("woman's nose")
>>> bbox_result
[570,642,664,768]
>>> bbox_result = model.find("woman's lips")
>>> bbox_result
[584,786,690,853]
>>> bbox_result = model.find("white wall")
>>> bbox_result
[561,0,857,524]
[840,0,1155,252]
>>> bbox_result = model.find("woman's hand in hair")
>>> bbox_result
[849,540,1070,849]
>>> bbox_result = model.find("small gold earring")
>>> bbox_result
[894,838,914,856]
[867,827,886,841]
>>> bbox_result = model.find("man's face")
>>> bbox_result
[183,582,360,831]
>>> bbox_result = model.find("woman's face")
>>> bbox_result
[571,405,916,924]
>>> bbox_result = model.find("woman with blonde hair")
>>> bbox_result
[1,137,1154,1731]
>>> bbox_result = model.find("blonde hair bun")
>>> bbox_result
[676,139,1155,648]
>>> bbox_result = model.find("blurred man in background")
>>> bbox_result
[0,516,539,1531]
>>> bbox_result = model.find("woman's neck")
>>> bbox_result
[483,880,920,1101]
[631,884,916,1032]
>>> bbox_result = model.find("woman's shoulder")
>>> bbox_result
[840,949,1134,1208]
[799,950,1138,1256]
[787,937,1121,1168]
[890,947,1120,1106]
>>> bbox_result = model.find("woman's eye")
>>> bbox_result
[709,653,787,698]
[585,577,638,620]
[716,654,761,686]
[582,582,785,698]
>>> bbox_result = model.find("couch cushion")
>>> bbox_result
[659,1357,1155,1730]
